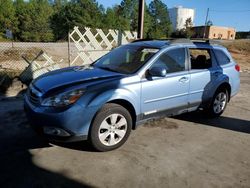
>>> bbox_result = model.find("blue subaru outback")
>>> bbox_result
[24,39,240,151]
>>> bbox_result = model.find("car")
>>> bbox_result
[24,39,240,151]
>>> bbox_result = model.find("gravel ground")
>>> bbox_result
[0,73,249,188]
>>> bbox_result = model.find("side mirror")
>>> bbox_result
[148,66,167,77]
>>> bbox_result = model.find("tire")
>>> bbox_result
[206,88,228,117]
[90,103,132,152]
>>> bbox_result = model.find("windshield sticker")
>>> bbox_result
[142,48,159,53]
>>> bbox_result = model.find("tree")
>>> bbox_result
[147,0,172,39]
[0,0,175,41]
[103,0,151,37]
[184,17,194,38]
[15,0,54,42]
[120,0,137,31]
[103,8,117,29]
[102,6,130,30]
[206,20,213,26]
[0,0,18,38]
[50,0,67,12]
[51,0,105,40]
[171,17,194,38]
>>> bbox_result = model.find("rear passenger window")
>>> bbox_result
[189,49,212,69]
[214,49,230,65]
[152,48,186,73]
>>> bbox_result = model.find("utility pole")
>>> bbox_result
[203,8,209,38]
[137,0,145,39]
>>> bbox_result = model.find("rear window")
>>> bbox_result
[213,49,230,65]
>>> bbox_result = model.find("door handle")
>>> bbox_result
[179,77,189,83]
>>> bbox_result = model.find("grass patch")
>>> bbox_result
[0,34,12,42]
[221,39,250,70]
[222,40,250,54]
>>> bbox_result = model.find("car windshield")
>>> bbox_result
[93,45,159,74]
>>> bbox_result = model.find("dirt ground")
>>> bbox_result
[222,40,250,72]
[0,73,250,188]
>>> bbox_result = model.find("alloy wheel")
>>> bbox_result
[98,113,128,146]
[213,92,227,114]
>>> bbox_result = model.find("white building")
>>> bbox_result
[168,6,195,31]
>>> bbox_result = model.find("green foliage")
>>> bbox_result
[0,0,173,41]
[206,20,213,26]
[0,0,18,37]
[236,31,250,39]
[171,17,194,38]
[51,0,105,40]
[184,17,194,38]
[15,0,54,42]
[147,0,172,39]
[103,8,118,29]
[103,6,130,30]
[120,0,153,37]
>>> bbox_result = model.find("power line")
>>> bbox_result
[210,9,250,12]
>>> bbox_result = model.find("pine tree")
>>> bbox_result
[148,0,172,38]
[15,0,54,42]
[0,0,18,38]
[51,0,105,40]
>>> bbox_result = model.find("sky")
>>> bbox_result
[96,0,250,31]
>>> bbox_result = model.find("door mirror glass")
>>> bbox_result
[148,66,167,77]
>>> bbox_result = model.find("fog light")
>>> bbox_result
[43,127,71,137]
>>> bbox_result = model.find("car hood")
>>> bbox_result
[32,66,124,93]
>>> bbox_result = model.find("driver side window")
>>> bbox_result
[151,48,186,74]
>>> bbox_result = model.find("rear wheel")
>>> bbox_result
[90,103,132,152]
[207,89,228,117]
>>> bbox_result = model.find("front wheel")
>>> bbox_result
[90,103,132,152]
[207,89,228,117]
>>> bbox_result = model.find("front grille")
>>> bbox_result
[27,85,42,105]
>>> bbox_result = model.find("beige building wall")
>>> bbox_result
[192,26,236,40]
[208,26,236,40]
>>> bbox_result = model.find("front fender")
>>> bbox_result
[87,88,140,115]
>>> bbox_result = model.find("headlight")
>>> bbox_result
[41,89,85,107]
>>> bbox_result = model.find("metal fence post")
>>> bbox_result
[118,30,122,46]
[68,31,71,67]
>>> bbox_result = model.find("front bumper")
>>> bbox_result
[24,95,99,142]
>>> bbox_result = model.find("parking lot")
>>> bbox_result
[0,73,249,188]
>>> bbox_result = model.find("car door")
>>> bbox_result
[141,47,190,118]
[188,47,219,110]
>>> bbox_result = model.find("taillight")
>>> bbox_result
[235,64,240,72]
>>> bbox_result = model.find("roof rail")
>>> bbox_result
[170,38,221,45]
[206,39,221,44]
[131,38,221,45]
[169,38,192,44]
[131,38,155,43]
[191,39,221,45]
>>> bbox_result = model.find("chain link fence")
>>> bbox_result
[0,37,70,93]
[0,27,137,96]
